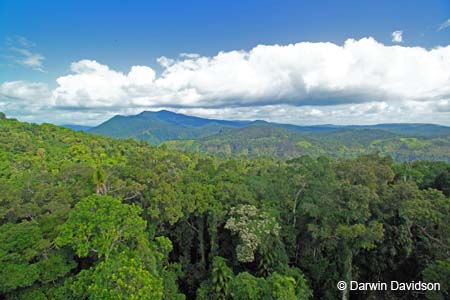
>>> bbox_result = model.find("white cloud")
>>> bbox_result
[0,81,51,101]
[391,30,403,43]
[179,53,201,59]
[435,99,450,112]
[53,60,127,107]
[11,48,45,70]
[127,66,156,86]
[52,61,159,108]
[438,19,450,32]
[172,101,443,126]
[54,37,450,109]
[2,37,450,125]
[0,81,53,119]
[4,36,45,71]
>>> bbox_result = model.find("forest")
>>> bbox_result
[83,110,450,162]
[1,113,449,300]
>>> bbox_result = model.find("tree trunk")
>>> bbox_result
[197,214,207,269]
[342,248,352,300]
[208,212,218,257]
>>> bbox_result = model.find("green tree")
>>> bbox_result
[229,272,265,300]
[423,259,450,300]
[71,250,164,300]
[0,221,49,293]
[93,169,107,195]
[211,256,233,300]
[432,169,450,197]
[263,272,297,300]
[56,195,147,259]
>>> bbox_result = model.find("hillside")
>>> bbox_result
[88,110,252,144]
[89,110,450,143]
[163,125,450,162]
[87,110,450,161]
[1,115,449,300]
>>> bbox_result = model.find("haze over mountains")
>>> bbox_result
[62,110,450,162]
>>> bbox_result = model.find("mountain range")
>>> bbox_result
[63,110,450,161]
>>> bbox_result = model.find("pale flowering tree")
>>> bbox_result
[225,204,280,263]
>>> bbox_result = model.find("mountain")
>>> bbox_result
[87,110,450,161]
[89,110,450,143]
[88,110,253,144]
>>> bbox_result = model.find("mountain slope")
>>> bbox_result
[88,110,450,161]
[163,125,450,161]
[90,110,450,143]
[89,110,252,144]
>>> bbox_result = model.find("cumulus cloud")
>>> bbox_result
[51,38,450,109]
[2,37,450,125]
[437,19,450,32]
[391,30,403,43]
[0,81,53,120]
[54,60,128,107]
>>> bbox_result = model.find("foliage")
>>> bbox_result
[423,259,450,300]
[225,204,280,263]
[0,221,46,293]
[56,195,148,259]
[229,272,265,300]
[71,250,163,300]
[0,115,449,300]
[166,126,450,162]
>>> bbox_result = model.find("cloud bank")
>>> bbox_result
[1,37,450,125]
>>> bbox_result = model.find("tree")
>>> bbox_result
[263,272,297,300]
[225,205,280,263]
[211,256,233,300]
[432,169,450,197]
[423,259,450,300]
[296,156,388,300]
[56,195,181,300]
[229,272,265,300]
[93,169,107,195]
[56,195,147,260]
[71,250,164,300]
[0,221,48,293]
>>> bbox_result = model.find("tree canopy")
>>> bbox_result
[0,116,449,299]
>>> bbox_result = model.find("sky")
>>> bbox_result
[1,0,450,126]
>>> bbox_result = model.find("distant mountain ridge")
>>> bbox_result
[88,110,255,144]
[88,109,450,141]
[81,110,450,161]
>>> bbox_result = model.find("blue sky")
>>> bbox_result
[1,0,450,125]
